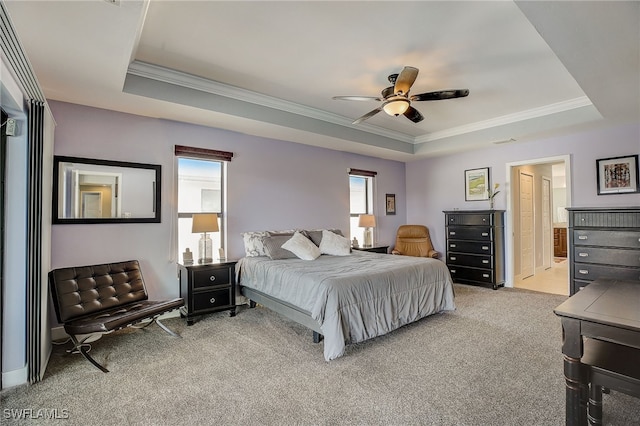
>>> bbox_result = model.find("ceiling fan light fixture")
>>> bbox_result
[383,99,410,117]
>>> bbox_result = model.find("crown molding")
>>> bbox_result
[127,61,415,144]
[415,96,593,143]
[127,61,595,149]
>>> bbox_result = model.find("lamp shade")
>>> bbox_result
[358,214,376,228]
[383,99,410,116]
[192,213,219,233]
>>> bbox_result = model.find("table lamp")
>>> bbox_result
[192,213,219,264]
[358,214,376,247]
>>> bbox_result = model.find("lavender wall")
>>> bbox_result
[406,123,640,255]
[49,101,407,300]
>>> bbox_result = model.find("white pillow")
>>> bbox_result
[281,231,321,260]
[319,230,351,256]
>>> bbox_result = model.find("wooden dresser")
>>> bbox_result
[567,207,640,295]
[443,210,505,290]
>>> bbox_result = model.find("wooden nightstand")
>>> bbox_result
[352,245,389,254]
[178,260,237,325]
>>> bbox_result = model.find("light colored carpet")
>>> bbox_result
[2,284,639,425]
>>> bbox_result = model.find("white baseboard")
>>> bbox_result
[51,325,67,341]
[1,364,27,389]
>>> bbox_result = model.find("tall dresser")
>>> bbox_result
[567,207,640,295]
[443,210,505,290]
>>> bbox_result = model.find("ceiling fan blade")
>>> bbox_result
[352,107,382,124]
[393,66,419,95]
[332,95,383,102]
[410,89,469,102]
[404,106,424,123]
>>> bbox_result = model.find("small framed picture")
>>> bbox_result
[465,167,490,201]
[596,155,639,195]
[385,194,396,215]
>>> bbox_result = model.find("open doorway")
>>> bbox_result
[505,155,571,296]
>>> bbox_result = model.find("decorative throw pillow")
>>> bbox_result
[241,229,297,257]
[262,235,297,260]
[241,231,269,257]
[281,231,321,260]
[319,229,351,256]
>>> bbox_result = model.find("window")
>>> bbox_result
[176,146,232,263]
[349,169,376,244]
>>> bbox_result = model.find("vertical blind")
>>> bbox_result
[26,100,45,383]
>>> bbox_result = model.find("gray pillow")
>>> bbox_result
[304,229,344,246]
[262,235,297,260]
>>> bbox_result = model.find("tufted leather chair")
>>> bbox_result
[391,225,440,258]
[49,260,184,372]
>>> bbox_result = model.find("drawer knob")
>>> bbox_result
[482,260,489,264]
[450,256,457,260]
[482,218,486,222]
[482,273,490,278]
[481,232,489,237]
[450,269,456,273]
[209,297,216,304]
[450,244,456,248]
[450,231,456,235]
[579,269,589,275]
[578,253,589,257]
[578,235,588,240]
[482,246,489,250]
[209,275,216,281]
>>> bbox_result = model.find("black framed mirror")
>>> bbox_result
[52,156,161,224]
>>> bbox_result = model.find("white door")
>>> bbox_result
[542,177,552,270]
[520,172,535,279]
[81,192,102,218]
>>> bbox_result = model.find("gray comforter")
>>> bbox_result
[237,251,456,361]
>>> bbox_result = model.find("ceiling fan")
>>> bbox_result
[332,66,469,124]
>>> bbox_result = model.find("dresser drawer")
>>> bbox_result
[192,267,231,289]
[447,226,493,241]
[447,213,494,226]
[448,265,494,283]
[192,288,232,312]
[574,263,640,282]
[573,230,640,249]
[574,247,640,268]
[448,240,493,254]
[447,253,493,268]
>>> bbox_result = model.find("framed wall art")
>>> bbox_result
[465,167,490,201]
[385,194,396,215]
[596,155,639,195]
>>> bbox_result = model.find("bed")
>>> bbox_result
[237,231,456,361]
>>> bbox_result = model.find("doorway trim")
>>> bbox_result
[504,154,572,288]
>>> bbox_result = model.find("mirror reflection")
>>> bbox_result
[53,156,161,224]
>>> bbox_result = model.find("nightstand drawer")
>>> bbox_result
[192,267,230,289]
[193,288,232,311]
